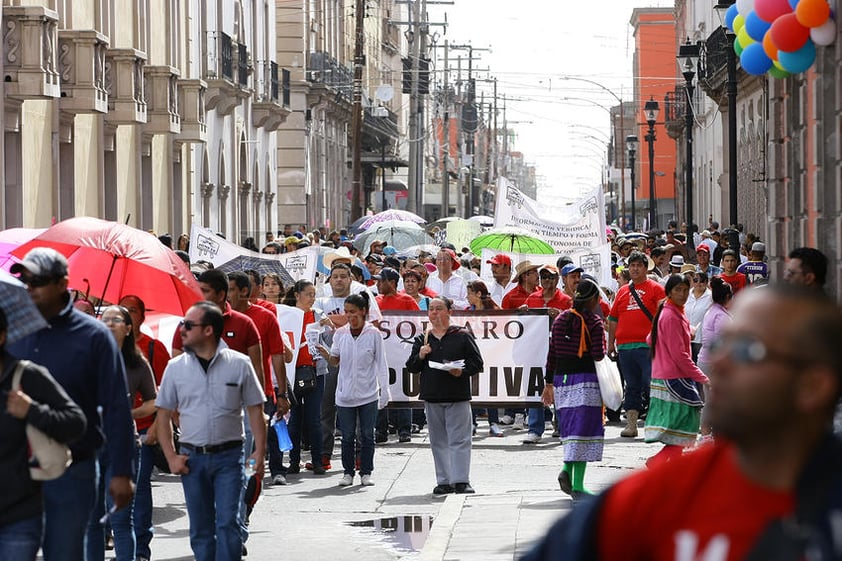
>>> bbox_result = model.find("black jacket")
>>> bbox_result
[406,326,483,403]
[0,352,87,527]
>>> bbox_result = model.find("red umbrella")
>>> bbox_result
[12,217,201,315]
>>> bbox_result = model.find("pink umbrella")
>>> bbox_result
[12,217,201,315]
[0,228,46,271]
[357,209,425,231]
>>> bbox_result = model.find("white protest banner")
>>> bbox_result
[494,178,607,255]
[378,310,548,406]
[276,304,305,389]
[189,224,319,282]
[479,244,613,288]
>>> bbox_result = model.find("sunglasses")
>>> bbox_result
[179,319,208,331]
[19,275,56,288]
[708,335,807,365]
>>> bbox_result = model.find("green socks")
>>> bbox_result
[570,461,592,494]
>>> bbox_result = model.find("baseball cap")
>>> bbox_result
[373,267,400,282]
[382,245,397,256]
[561,264,584,277]
[486,254,512,266]
[695,245,710,254]
[11,247,69,278]
[538,264,560,277]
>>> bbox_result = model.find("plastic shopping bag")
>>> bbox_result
[273,417,293,452]
[595,357,623,411]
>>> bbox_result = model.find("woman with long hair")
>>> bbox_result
[88,306,156,561]
[644,274,710,468]
[696,276,733,374]
[283,280,328,476]
[466,280,499,310]
[319,292,389,486]
[261,272,284,304]
[541,278,605,498]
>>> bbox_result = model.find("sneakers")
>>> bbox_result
[360,474,374,486]
[454,482,475,494]
[488,423,503,437]
[312,463,326,475]
[499,414,514,425]
[271,474,288,486]
[338,474,354,486]
[432,484,455,495]
[398,434,411,443]
[512,413,525,431]
[522,432,542,444]
[286,463,300,474]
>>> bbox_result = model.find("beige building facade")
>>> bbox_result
[2,0,287,244]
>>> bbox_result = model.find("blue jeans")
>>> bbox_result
[87,446,136,561]
[0,514,42,561]
[618,347,652,412]
[527,407,545,436]
[288,375,324,466]
[42,457,98,561]
[135,432,155,559]
[179,444,244,561]
[337,401,377,475]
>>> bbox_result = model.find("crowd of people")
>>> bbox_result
[1,217,839,561]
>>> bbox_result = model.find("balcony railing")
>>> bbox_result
[237,42,248,87]
[281,66,290,107]
[307,51,352,100]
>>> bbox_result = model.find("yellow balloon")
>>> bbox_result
[733,14,746,34]
[737,27,755,48]
[773,59,785,70]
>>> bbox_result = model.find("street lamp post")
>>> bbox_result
[643,97,659,230]
[626,134,639,231]
[678,39,700,229]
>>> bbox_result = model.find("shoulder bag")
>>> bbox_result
[11,361,72,481]
[628,282,655,322]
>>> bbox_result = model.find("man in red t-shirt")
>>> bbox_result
[719,249,747,295]
[375,268,421,311]
[523,286,842,561]
[501,261,539,309]
[525,264,572,319]
[607,251,665,437]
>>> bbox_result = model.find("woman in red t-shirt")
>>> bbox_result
[283,280,328,476]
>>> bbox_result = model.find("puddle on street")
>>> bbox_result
[347,515,434,554]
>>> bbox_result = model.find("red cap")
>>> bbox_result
[443,248,461,270]
[695,245,710,254]
[486,254,512,266]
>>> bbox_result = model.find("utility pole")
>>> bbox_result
[441,39,450,219]
[405,0,423,214]
[350,0,366,221]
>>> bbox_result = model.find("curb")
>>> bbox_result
[418,493,466,560]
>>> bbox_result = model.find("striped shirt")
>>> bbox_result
[546,308,605,382]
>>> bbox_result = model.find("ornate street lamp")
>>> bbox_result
[643,97,659,230]
[678,39,700,229]
[626,134,639,231]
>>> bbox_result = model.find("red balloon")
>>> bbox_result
[770,13,811,51]
[755,0,794,22]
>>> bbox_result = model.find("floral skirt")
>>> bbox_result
[553,372,604,462]
[644,378,702,447]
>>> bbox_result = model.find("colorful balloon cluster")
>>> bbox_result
[725,0,836,77]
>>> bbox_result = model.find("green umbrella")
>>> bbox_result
[469,226,555,255]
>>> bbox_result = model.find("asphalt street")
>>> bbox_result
[137,419,653,561]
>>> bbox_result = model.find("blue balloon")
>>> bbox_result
[740,43,773,75]
[778,40,816,74]
[744,11,772,41]
[788,0,800,9]
[725,4,740,31]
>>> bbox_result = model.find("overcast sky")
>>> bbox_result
[426,0,675,204]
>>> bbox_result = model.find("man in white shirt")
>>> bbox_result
[426,249,469,309]
[487,254,515,306]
